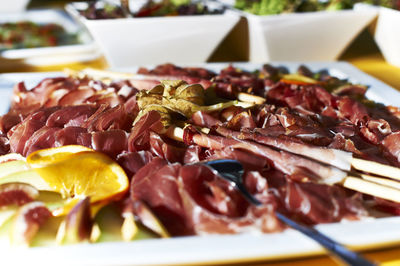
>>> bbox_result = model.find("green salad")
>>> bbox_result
[234,0,400,15]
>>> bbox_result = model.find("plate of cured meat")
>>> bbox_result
[0,62,400,266]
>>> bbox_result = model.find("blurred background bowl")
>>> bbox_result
[243,9,378,62]
[67,1,240,68]
[355,3,400,68]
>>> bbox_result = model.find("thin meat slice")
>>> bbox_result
[130,159,283,235]
[130,158,187,235]
[216,126,352,171]
[11,78,69,114]
[191,111,222,128]
[54,126,87,146]
[46,105,97,128]
[87,105,132,132]
[91,129,128,158]
[58,87,95,106]
[149,132,186,163]
[265,169,367,225]
[185,131,347,185]
[116,151,154,178]
[23,127,61,156]
[8,107,60,154]
[0,112,24,135]
[128,111,164,152]
[206,147,270,171]
[0,135,9,155]
[382,132,400,163]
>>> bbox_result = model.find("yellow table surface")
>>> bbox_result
[1,16,400,265]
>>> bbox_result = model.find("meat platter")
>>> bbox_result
[0,62,400,265]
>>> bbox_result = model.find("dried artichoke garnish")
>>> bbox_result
[134,80,241,129]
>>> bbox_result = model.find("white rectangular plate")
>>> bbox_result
[0,62,400,266]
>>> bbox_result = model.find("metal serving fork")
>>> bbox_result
[204,159,375,266]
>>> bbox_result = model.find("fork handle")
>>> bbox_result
[275,212,376,266]
[235,183,375,266]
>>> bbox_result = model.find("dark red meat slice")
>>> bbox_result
[46,105,97,128]
[91,129,128,158]
[8,107,60,154]
[54,126,87,146]
[128,111,164,152]
[116,151,154,178]
[264,169,367,225]
[149,132,186,163]
[130,159,283,235]
[23,127,61,156]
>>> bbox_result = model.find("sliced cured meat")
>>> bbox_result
[382,132,400,163]
[54,126,87,147]
[138,63,216,80]
[8,107,60,154]
[23,127,61,156]
[0,112,23,135]
[46,105,97,128]
[264,169,367,225]
[128,111,164,152]
[86,105,132,132]
[187,131,347,184]
[215,126,350,171]
[0,134,9,155]
[91,129,128,158]
[191,111,221,128]
[58,87,95,106]
[149,132,186,163]
[206,147,270,171]
[116,151,154,178]
[130,159,283,235]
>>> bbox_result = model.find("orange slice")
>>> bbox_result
[26,145,129,215]
[27,145,92,166]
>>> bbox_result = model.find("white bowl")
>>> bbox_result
[66,2,240,68]
[355,3,400,68]
[240,9,377,62]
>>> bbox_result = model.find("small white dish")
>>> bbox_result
[221,3,377,62]
[66,1,240,68]
[355,3,400,68]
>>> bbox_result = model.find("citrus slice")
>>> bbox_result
[0,153,25,164]
[0,157,52,191]
[27,145,93,166]
[25,145,129,215]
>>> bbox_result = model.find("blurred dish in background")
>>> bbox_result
[355,2,400,68]
[234,0,356,15]
[79,0,225,18]
[362,0,400,10]
[66,0,239,67]
[220,0,377,62]
[0,21,78,50]
[0,9,100,66]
